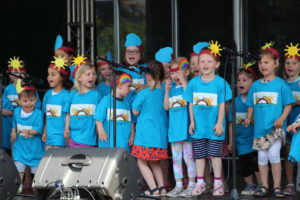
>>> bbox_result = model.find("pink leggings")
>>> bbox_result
[171,141,196,179]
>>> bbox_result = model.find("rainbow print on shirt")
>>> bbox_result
[169,95,187,109]
[46,104,62,117]
[70,104,96,116]
[253,92,278,105]
[17,124,33,138]
[107,109,131,122]
[131,79,144,90]
[292,91,300,101]
[8,94,19,106]
[193,93,217,107]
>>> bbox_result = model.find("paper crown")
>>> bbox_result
[8,56,26,72]
[116,73,132,84]
[170,58,189,72]
[241,61,259,80]
[49,55,70,77]
[124,33,142,47]
[284,43,300,60]
[16,79,36,94]
[54,35,75,53]
[261,41,280,59]
[155,47,173,63]
[72,55,89,77]
[198,41,223,60]
[191,42,210,56]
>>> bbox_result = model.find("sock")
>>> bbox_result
[176,181,183,187]
[188,181,195,187]
[214,177,222,183]
[196,177,204,184]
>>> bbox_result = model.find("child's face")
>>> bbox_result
[125,46,141,66]
[162,62,170,79]
[169,64,189,85]
[117,82,131,98]
[258,54,279,77]
[47,68,63,88]
[285,58,300,78]
[98,65,112,80]
[55,49,73,66]
[78,67,97,89]
[237,73,253,95]
[19,95,36,113]
[199,54,220,76]
[190,56,201,76]
[145,73,154,85]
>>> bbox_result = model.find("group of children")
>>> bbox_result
[2,33,300,198]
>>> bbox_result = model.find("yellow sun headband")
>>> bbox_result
[284,43,300,60]
[8,56,26,72]
[199,40,222,60]
[72,54,89,77]
[260,41,280,59]
[16,79,36,94]
[49,55,70,77]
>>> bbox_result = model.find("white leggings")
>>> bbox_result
[258,139,282,165]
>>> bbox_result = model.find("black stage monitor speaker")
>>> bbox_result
[33,148,143,200]
[0,149,21,200]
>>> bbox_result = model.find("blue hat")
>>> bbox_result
[192,42,210,55]
[54,35,63,50]
[155,47,173,63]
[125,33,142,47]
[106,50,113,62]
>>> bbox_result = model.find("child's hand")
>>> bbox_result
[98,130,108,142]
[23,129,30,138]
[214,123,224,136]
[287,124,299,134]
[274,119,284,129]
[227,143,233,153]
[64,129,70,139]
[189,122,195,135]
[243,118,250,128]
[42,132,47,142]
[11,131,16,142]
[165,79,171,92]
[178,71,187,85]
[129,134,134,146]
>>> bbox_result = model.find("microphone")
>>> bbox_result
[222,47,261,62]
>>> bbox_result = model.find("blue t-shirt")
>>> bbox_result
[183,75,232,140]
[247,77,296,139]
[12,107,44,166]
[228,95,255,155]
[94,95,132,151]
[286,77,300,135]
[63,89,101,146]
[42,89,69,146]
[289,114,300,162]
[168,85,191,143]
[96,82,111,98]
[132,88,168,148]
[2,84,41,149]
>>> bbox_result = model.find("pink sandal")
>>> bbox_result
[213,182,224,196]
[192,182,206,196]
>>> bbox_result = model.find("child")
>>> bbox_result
[2,57,41,152]
[131,60,168,197]
[42,56,72,149]
[282,42,300,196]
[96,60,112,97]
[11,79,44,193]
[183,41,232,196]
[95,71,134,151]
[54,35,76,82]
[164,57,196,197]
[244,42,295,198]
[228,63,261,196]
[287,114,300,163]
[63,56,100,148]
[190,42,209,77]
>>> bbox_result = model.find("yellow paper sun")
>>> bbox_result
[72,55,87,66]
[208,41,222,56]
[51,55,67,70]
[261,41,275,50]
[8,56,23,71]
[241,61,256,69]
[284,43,300,59]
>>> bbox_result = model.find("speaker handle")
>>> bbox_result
[61,154,92,169]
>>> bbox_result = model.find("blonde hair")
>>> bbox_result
[72,63,96,91]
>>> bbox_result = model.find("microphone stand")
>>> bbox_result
[97,57,140,148]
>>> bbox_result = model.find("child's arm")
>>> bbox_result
[227,122,233,153]
[2,109,13,117]
[214,102,225,136]
[11,128,16,142]
[42,121,47,142]
[189,103,195,135]
[96,121,108,141]
[129,123,135,146]
[274,104,292,128]
[132,109,139,116]
[163,80,171,111]
[64,113,70,139]
[244,107,253,127]
[287,121,300,133]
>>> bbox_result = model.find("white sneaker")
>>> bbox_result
[166,186,184,197]
[241,184,256,196]
[178,185,194,197]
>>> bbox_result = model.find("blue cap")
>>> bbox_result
[155,47,173,63]
[54,35,63,50]
[125,33,142,47]
[106,50,113,62]
[193,42,210,54]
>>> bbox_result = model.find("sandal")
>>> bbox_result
[254,185,269,198]
[283,184,296,196]
[140,187,160,197]
[158,186,167,196]
[274,187,285,198]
